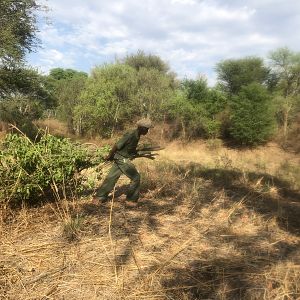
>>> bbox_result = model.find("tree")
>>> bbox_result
[49,68,87,81]
[229,83,276,145]
[0,0,40,65]
[135,67,174,120]
[269,47,300,141]
[123,50,170,74]
[181,77,209,103]
[44,68,88,131]
[0,0,46,137]
[0,67,52,136]
[216,57,270,95]
[123,50,178,89]
[73,60,177,137]
[0,67,50,101]
[167,91,202,139]
[177,77,227,138]
[74,64,138,136]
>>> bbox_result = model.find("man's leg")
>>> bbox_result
[96,163,122,200]
[118,161,141,201]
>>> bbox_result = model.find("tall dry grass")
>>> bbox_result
[0,141,299,299]
[34,119,71,138]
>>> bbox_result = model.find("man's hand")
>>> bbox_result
[104,155,114,161]
[105,145,118,161]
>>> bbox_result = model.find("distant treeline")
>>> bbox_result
[1,0,300,146]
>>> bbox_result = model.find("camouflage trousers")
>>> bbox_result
[96,159,140,201]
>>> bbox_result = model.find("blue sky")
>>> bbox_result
[28,0,300,85]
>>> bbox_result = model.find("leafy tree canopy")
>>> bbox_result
[48,68,88,81]
[74,63,138,136]
[268,48,300,141]
[135,67,174,119]
[0,67,49,101]
[181,77,209,103]
[229,83,276,145]
[45,68,88,106]
[0,67,53,136]
[123,50,170,74]
[269,47,300,97]
[216,57,270,95]
[0,0,40,65]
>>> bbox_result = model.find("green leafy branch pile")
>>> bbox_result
[0,133,108,206]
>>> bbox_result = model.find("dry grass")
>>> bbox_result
[1,141,300,299]
[160,140,300,176]
[34,119,71,138]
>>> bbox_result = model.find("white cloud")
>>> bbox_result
[29,0,300,85]
[247,33,278,46]
[30,48,75,73]
[171,0,196,5]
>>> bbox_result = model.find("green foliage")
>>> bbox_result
[0,96,42,138]
[216,57,270,95]
[0,0,40,65]
[274,95,300,125]
[135,67,174,120]
[49,68,88,81]
[269,48,300,97]
[0,67,50,100]
[200,89,228,138]
[45,68,88,132]
[0,133,105,206]
[229,83,276,145]
[269,47,295,77]
[56,77,88,132]
[0,67,53,137]
[73,60,175,137]
[167,91,204,138]
[0,0,51,137]
[203,89,227,116]
[201,116,222,139]
[74,63,138,137]
[181,77,209,103]
[269,48,300,140]
[123,50,170,74]
[167,78,227,139]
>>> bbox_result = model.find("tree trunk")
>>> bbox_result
[283,109,288,142]
[111,104,119,138]
[181,119,186,140]
[160,114,166,141]
[282,100,292,143]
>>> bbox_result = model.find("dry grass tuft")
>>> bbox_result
[1,141,300,299]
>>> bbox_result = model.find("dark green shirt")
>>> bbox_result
[114,129,140,159]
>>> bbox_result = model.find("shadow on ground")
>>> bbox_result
[80,161,300,299]
[176,162,300,235]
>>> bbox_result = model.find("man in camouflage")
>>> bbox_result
[94,118,153,207]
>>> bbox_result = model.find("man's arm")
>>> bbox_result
[105,144,118,161]
[105,131,131,161]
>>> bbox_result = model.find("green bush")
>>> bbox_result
[0,133,106,206]
[167,91,203,139]
[229,83,276,145]
[74,63,138,137]
[201,117,222,139]
[168,79,227,139]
